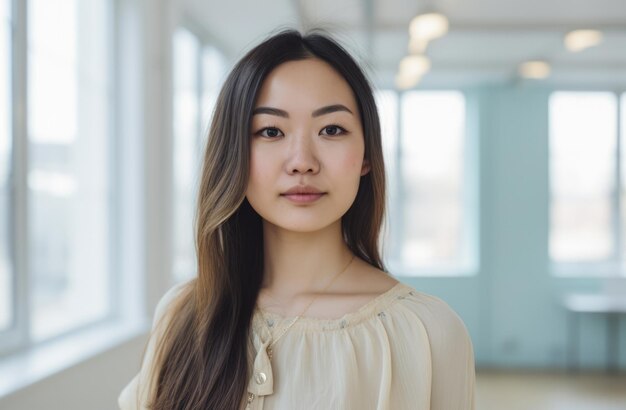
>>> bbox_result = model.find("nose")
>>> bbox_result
[285,132,320,175]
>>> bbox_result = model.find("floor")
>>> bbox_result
[476,369,626,410]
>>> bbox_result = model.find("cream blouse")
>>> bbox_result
[118,279,476,410]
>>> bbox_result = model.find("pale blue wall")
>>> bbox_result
[397,83,626,371]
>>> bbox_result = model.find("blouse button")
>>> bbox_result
[255,371,267,385]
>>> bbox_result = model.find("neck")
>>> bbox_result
[259,219,354,301]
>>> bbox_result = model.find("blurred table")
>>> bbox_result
[563,293,626,374]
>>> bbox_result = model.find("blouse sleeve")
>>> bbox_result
[419,295,476,410]
[117,280,190,410]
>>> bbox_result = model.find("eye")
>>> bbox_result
[320,125,347,136]
[256,126,284,138]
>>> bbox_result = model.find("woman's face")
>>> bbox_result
[245,57,370,232]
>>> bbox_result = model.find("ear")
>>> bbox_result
[360,158,371,176]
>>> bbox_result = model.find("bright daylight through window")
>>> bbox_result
[0,0,12,333]
[26,0,113,342]
[549,91,624,271]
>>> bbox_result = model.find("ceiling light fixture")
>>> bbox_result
[409,12,449,41]
[399,54,431,77]
[518,60,551,79]
[397,8,448,90]
[395,55,430,90]
[564,29,604,52]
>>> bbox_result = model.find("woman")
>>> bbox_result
[118,28,475,410]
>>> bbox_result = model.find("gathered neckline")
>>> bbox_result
[252,281,414,331]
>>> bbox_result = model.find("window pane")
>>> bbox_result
[622,93,626,259]
[374,89,399,256]
[375,90,398,185]
[400,91,466,268]
[28,0,112,342]
[549,92,616,263]
[0,0,8,19]
[173,28,200,283]
[201,45,226,138]
[0,0,12,332]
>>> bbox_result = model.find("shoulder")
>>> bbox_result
[392,284,473,348]
[152,278,194,328]
[394,285,476,408]
[411,288,469,330]
[117,278,194,410]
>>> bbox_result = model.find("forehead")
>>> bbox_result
[254,58,358,114]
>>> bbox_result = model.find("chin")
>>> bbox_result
[263,215,339,233]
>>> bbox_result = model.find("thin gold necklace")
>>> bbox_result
[257,254,355,359]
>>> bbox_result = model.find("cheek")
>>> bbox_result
[247,148,265,191]
[247,145,279,196]
[337,142,365,173]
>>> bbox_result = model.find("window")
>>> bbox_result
[380,90,473,275]
[622,93,626,260]
[0,0,12,333]
[27,0,113,342]
[0,0,114,352]
[172,27,226,284]
[173,28,201,284]
[374,90,399,256]
[549,91,626,275]
[201,45,227,140]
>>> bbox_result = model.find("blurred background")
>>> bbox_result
[1,0,626,409]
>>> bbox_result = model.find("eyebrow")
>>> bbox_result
[252,104,353,118]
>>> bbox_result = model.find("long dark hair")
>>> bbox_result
[145,27,387,410]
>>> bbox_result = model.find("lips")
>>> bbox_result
[281,185,325,195]
[281,192,326,203]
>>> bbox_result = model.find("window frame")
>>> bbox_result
[176,16,231,160]
[0,0,119,357]
[0,0,28,358]
[171,18,229,284]
[380,87,479,277]
[548,87,626,277]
